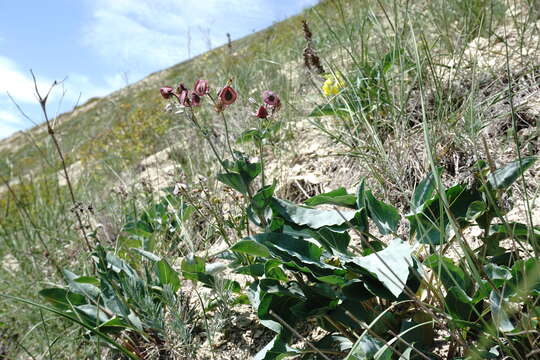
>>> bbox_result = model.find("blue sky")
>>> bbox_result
[0,0,318,139]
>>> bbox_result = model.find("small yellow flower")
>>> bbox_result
[321,74,345,97]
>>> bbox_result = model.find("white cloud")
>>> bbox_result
[83,0,318,71]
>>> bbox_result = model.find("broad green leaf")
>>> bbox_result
[487,156,537,189]
[304,188,357,208]
[511,259,540,296]
[308,104,349,117]
[346,333,391,360]
[487,222,540,244]
[131,248,161,261]
[410,170,438,214]
[265,260,288,282]
[489,290,515,332]
[156,259,180,292]
[484,263,512,287]
[236,128,263,144]
[349,239,412,297]
[313,334,353,352]
[235,263,265,277]
[365,191,400,235]
[253,334,299,360]
[230,240,270,257]
[39,288,86,310]
[466,201,487,222]
[105,253,138,279]
[75,304,111,325]
[181,255,206,281]
[63,270,101,299]
[252,182,277,212]
[309,227,351,254]
[316,275,346,285]
[424,254,470,291]
[247,232,342,276]
[271,198,357,229]
[217,172,248,194]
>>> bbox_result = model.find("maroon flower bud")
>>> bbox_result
[262,90,279,106]
[218,85,237,105]
[160,86,174,99]
[254,105,268,119]
[191,92,201,106]
[194,79,209,96]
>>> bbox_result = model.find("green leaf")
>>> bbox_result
[487,222,540,244]
[131,248,161,261]
[39,288,86,310]
[265,260,288,282]
[75,304,111,325]
[304,188,357,208]
[230,240,270,257]
[489,290,515,332]
[466,201,487,222]
[236,128,263,144]
[410,169,438,214]
[252,182,277,212]
[365,191,400,235]
[63,270,101,299]
[181,255,206,281]
[156,259,180,292]
[253,334,299,360]
[217,172,249,194]
[247,232,342,276]
[271,198,357,229]
[316,275,346,286]
[309,227,351,254]
[308,104,349,117]
[349,239,412,298]
[346,333,391,360]
[487,156,537,189]
[424,255,470,291]
[235,263,265,277]
[105,253,138,279]
[313,334,353,352]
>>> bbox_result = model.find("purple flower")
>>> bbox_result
[191,92,202,106]
[194,79,209,96]
[262,90,279,106]
[218,85,237,105]
[254,105,268,119]
[160,86,174,99]
[178,89,190,107]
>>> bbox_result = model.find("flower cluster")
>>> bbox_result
[253,90,281,119]
[160,79,237,112]
[160,79,281,119]
[321,73,345,97]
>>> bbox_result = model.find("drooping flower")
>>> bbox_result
[160,86,174,99]
[262,90,279,106]
[218,85,237,105]
[194,79,209,96]
[254,105,268,119]
[178,87,191,107]
[191,92,202,106]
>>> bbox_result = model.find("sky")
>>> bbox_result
[0,0,319,139]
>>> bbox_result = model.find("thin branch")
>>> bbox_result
[29,70,92,251]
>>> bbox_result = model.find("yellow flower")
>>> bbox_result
[321,74,345,97]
